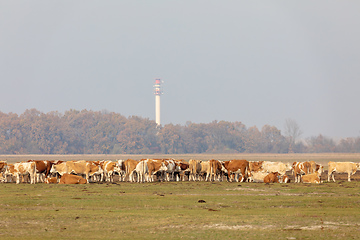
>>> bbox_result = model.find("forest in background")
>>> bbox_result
[0,109,359,154]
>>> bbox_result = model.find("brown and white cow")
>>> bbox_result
[102,161,121,182]
[27,160,54,183]
[292,161,312,183]
[328,161,360,182]
[189,159,202,181]
[146,159,168,182]
[59,173,87,184]
[14,162,37,184]
[292,161,323,183]
[264,172,280,183]
[117,159,126,181]
[174,160,189,181]
[222,160,249,182]
[44,177,58,184]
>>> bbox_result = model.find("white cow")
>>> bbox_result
[248,171,268,183]
[328,161,360,182]
[135,160,149,183]
[14,162,37,184]
[262,161,292,175]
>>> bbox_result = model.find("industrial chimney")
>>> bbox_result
[153,79,163,126]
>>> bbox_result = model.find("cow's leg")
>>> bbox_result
[332,172,336,182]
[348,172,351,182]
[16,173,21,184]
[328,171,332,182]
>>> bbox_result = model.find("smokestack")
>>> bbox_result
[153,79,163,126]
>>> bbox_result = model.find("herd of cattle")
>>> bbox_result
[0,159,359,185]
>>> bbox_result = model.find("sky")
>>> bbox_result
[0,1,359,139]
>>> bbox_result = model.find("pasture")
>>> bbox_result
[1,153,360,239]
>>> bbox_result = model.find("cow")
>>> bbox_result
[199,161,211,181]
[174,160,189,181]
[262,161,292,175]
[146,159,168,182]
[279,175,291,183]
[50,161,67,177]
[59,173,87,184]
[102,161,121,182]
[0,161,7,183]
[66,161,102,182]
[249,161,264,172]
[135,160,149,183]
[189,159,202,181]
[221,160,249,182]
[248,171,268,183]
[27,160,54,183]
[207,160,223,182]
[302,172,321,184]
[14,162,36,184]
[328,161,360,182]
[264,172,280,183]
[124,159,139,182]
[3,164,15,182]
[44,177,58,184]
[163,159,177,181]
[292,161,312,183]
[117,159,126,181]
[50,161,102,182]
[0,161,7,173]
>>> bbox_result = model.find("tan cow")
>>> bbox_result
[50,162,67,177]
[14,162,36,184]
[264,172,280,183]
[199,161,211,181]
[189,159,202,181]
[302,172,321,184]
[328,161,360,182]
[262,161,292,175]
[124,159,139,182]
[59,173,87,184]
[66,161,102,182]
[222,160,249,182]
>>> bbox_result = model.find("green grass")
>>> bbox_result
[1,181,360,239]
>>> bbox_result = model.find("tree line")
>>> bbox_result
[0,109,359,154]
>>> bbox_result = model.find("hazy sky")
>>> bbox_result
[0,1,359,138]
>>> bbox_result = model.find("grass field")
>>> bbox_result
[1,154,360,239]
[1,181,360,239]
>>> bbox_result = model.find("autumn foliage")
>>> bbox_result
[0,109,359,154]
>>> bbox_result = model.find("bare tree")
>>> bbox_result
[284,118,303,153]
